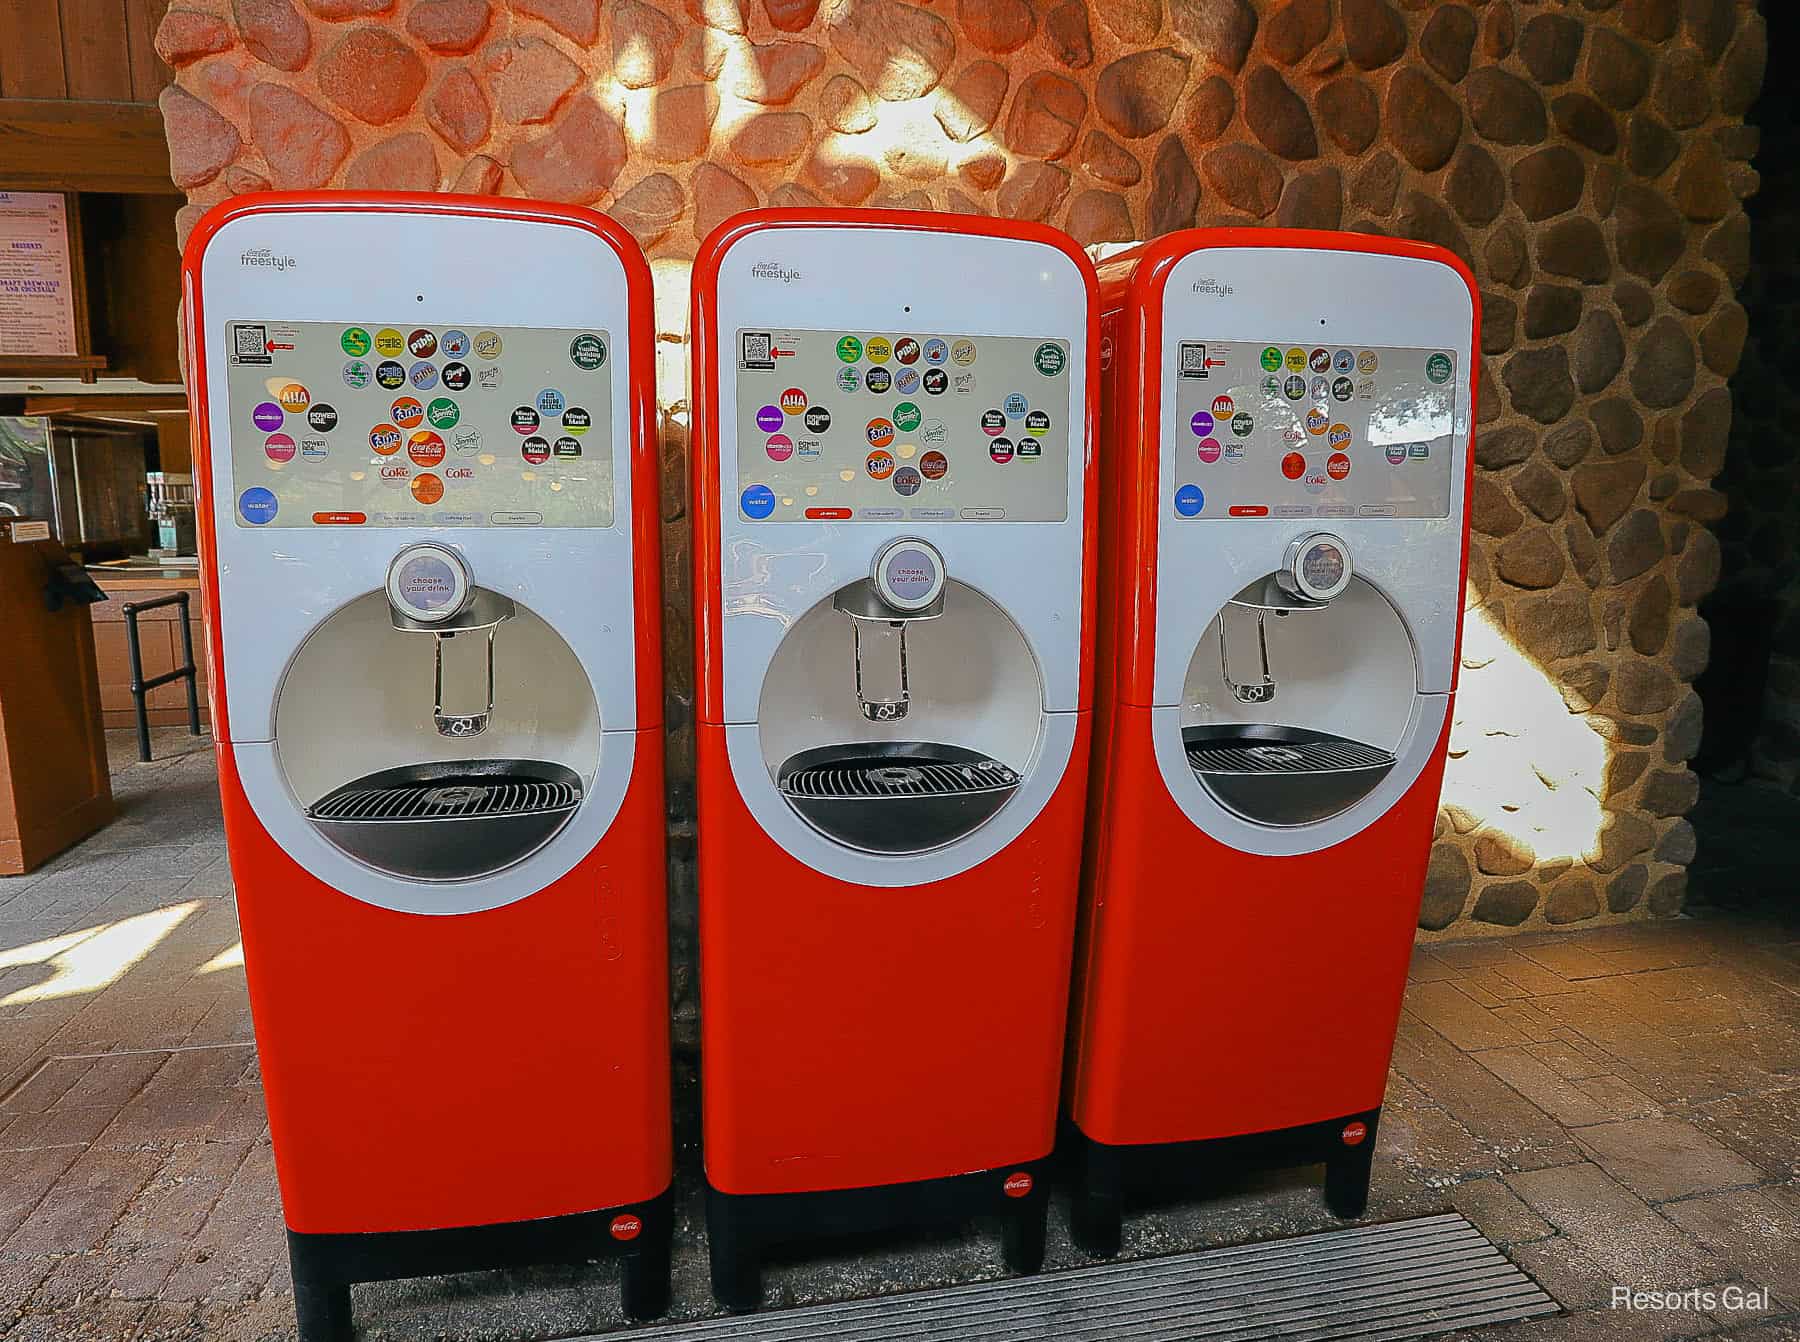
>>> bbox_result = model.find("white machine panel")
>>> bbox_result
[196,205,644,914]
[1150,244,1474,857]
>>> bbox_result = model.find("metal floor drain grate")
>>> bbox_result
[635,1214,1557,1342]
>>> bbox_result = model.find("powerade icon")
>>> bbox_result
[569,333,607,369]
[376,360,407,390]
[536,388,566,416]
[924,338,948,364]
[989,437,1015,464]
[1427,351,1454,383]
[343,360,371,388]
[307,403,338,432]
[1174,484,1204,517]
[409,361,438,389]
[1232,411,1254,436]
[1191,410,1215,437]
[511,406,540,434]
[1025,409,1050,433]
[252,402,284,431]
[1033,342,1066,376]
[440,330,470,359]
[923,368,947,395]
[427,398,459,429]
[441,362,471,391]
[238,487,278,525]
[1004,392,1029,418]
[865,367,892,393]
[741,485,776,519]
[804,405,831,433]
[756,404,783,432]
[835,335,862,362]
[892,466,922,496]
[895,368,920,394]
[521,436,551,464]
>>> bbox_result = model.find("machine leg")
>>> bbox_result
[1001,1197,1047,1274]
[1069,1138,1124,1258]
[1325,1144,1375,1219]
[706,1198,762,1313]
[621,1232,672,1322]
[292,1275,351,1342]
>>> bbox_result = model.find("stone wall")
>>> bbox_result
[157,0,1765,953]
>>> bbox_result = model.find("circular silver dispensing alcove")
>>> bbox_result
[758,576,1043,857]
[273,589,600,882]
[1180,569,1413,829]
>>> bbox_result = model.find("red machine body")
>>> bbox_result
[184,194,671,1335]
[1068,229,1479,1244]
[690,209,1099,1303]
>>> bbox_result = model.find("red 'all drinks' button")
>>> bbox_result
[312,511,366,525]
[805,507,852,520]
[1228,505,1270,517]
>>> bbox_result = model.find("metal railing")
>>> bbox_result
[120,591,202,762]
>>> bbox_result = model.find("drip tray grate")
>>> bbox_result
[1186,737,1396,777]
[627,1213,1558,1342]
[311,777,580,822]
[781,757,1020,800]
[777,742,1022,855]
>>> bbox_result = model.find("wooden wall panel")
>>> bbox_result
[0,4,71,99]
[126,0,172,101]
[61,0,136,101]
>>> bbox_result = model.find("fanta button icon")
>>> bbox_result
[1003,1172,1033,1198]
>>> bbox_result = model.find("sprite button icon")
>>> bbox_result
[1033,342,1066,376]
[836,335,862,362]
[893,401,922,432]
[427,397,459,429]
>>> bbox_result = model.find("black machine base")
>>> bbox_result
[1068,1109,1381,1257]
[706,1157,1051,1312]
[286,1188,673,1341]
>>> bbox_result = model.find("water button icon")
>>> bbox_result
[741,484,777,519]
[1174,484,1205,517]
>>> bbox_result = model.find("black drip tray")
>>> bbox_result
[1183,724,1396,827]
[778,742,1020,854]
[307,759,582,880]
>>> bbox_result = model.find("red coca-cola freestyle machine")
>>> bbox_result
[690,209,1098,1308]
[1068,230,1477,1252]
[184,195,671,1338]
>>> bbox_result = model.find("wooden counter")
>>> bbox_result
[86,565,212,731]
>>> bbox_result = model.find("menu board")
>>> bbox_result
[1170,341,1457,521]
[223,320,614,528]
[734,327,1072,523]
[0,192,78,357]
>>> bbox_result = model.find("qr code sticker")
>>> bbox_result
[1179,342,1208,379]
[740,331,774,370]
[231,324,271,365]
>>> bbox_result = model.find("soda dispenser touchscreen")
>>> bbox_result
[733,328,1071,522]
[1170,342,1457,520]
[223,321,614,528]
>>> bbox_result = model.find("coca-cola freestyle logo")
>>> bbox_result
[750,261,802,283]
[239,247,297,273]
[1190,276,1235,296]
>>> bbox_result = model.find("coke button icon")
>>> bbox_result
[1282,451,1307,480]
